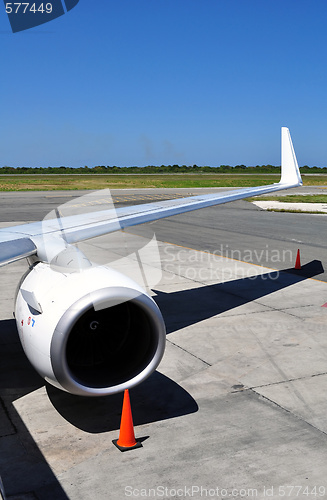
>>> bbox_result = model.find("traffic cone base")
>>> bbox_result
[112,438,142,452]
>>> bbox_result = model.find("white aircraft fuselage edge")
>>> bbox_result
[2,128,302,396]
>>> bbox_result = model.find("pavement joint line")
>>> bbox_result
[277,305,326,319]
[250,371,327,390]
[250,304,312,319]
[211,310,271,318]
[250,388,327,437]
[279,303,323,310]
[213,304,316,319]
[268,307,316,320]
[166,339,211,367]
[0,396,17,436]
[232,300,323,318]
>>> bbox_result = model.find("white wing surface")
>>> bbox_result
[0,127,302,266]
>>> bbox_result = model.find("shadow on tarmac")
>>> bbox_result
[47,371,199,433]
[0,319,69,499]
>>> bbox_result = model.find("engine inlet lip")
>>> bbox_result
[50,286,166,396]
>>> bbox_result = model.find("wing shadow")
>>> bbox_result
[154,260,324,334]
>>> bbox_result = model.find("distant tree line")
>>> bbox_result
[0,165,324,174]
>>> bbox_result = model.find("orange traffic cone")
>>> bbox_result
[113,390,142,451]
[294,249,301,270]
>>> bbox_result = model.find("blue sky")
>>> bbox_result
[1,1,327,167]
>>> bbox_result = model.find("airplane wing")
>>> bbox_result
[0,127,302,266]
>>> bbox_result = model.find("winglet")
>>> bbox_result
[280,127,302,186]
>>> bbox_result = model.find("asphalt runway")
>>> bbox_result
[0,188,327,500]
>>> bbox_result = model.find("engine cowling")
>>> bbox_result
[15,262,166,396]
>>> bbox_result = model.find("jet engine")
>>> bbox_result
[15,261,166,396]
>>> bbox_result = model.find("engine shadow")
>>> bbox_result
[154,260,324,334]
[47,371,198,433]
[0,319,69,499]
[0,319,44,392]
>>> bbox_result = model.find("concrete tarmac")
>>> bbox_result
[0,189,327,500]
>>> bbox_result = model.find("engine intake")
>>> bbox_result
[52,287,165,395]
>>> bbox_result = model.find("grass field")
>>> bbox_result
[249,194,327,203]
[0,174,325,191]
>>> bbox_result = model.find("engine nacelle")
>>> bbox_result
[15,262,166,396]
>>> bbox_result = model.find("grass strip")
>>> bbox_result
[248,194,327,203]
[0,174,325,191]
[266,208,326,214]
